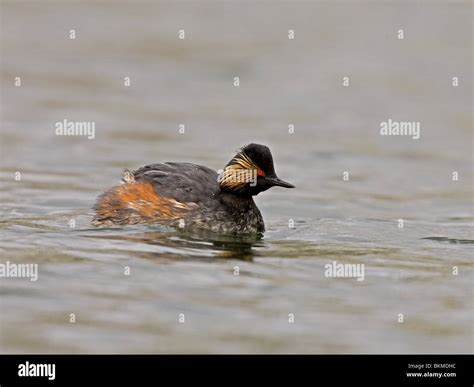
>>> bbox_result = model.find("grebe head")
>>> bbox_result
[219,143,295,196]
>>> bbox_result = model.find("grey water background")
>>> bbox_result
[0,1,472,353]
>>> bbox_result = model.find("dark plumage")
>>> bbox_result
[92,143,294,234]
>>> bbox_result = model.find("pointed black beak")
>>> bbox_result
[267,176,295,188]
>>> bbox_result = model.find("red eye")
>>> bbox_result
[257,169,266,177]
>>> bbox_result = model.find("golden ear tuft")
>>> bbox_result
[233,151,259,171]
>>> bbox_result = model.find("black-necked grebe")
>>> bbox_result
[92,143,294,234]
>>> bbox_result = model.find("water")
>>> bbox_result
[1,1,473,353]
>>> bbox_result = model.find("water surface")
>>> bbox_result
[1,1,472,353]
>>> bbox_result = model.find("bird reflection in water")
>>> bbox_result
[86,227,264,262]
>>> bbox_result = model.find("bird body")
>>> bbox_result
[93,144,294,234]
